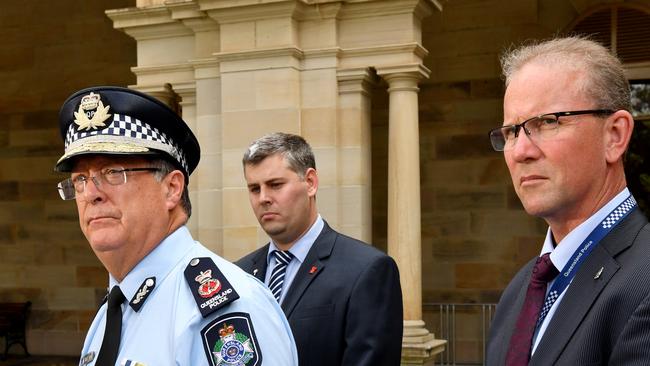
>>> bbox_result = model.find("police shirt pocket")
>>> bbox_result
[294,304,334,319]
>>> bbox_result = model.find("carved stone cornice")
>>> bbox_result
[199,0,307,23]
[342,43,428,60]
[376,63,431,82]
[130,63,196,84]
[339,43,429,70]
[338,0,441,20]
[215,46,304,72]
[190,57,221,79]
[337,67,378,96]
[106,6,192,40]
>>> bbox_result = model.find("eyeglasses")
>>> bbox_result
[488,109,615,152]
[57,166,160,200]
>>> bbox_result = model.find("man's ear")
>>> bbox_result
[604,110,635,164]
[304,168,319,197]
[164,170,185,210]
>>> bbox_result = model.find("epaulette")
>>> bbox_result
[184,257,240,318]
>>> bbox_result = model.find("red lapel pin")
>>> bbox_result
[309,266,317,274]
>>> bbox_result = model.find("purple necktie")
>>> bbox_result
[506,253,559,365]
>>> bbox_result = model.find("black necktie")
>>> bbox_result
[95,286,125,366]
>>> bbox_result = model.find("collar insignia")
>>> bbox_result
[80,351,95,366]
[129,277,156,312]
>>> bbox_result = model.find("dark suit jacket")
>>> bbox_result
[487,209,650,365]
[236,222,403,366]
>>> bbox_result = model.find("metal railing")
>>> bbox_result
[423,303,497,366]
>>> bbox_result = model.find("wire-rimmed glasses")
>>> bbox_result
[488,109,615,152]
[57,166,160,200]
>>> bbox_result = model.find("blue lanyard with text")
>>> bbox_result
[536,195,637,326]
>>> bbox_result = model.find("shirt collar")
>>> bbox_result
[108,226,194,304]
[542,188,630,271]
[267,214,324,266]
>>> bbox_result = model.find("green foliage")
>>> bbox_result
[631,84,650,117]
[626,119,650,217]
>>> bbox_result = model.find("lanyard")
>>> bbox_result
[536,195,637,326]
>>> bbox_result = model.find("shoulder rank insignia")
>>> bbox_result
[201,312,262,366]
[184,257,240,318]
[129,277,156,312]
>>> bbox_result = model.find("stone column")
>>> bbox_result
[336,67,376,242]
[193,60,223,255]
[379,66,446,365]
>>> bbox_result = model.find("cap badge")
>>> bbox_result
[74,92,112,131]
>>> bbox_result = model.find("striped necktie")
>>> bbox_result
[269,250,294,303]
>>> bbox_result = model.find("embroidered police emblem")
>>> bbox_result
[184,257,240,317]
[201,312,261,366]
[73,92,111,131]
[129,277,156,312]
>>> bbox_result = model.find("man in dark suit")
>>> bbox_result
[236,132,403,366]
[486,36,650,365]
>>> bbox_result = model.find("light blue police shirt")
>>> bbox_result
[79,226,298,366]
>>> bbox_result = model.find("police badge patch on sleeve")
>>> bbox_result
[184,257,240,318]
[201,312,262,366]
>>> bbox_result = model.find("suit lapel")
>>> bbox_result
[530,209,647,365]
[281,223,336,316]
[530,245,619,365]
[249,245,270,282]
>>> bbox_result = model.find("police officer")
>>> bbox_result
[54,86,298,366]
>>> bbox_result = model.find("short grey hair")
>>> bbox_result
[242,132,316,177]
[500,36,631,111]
[148,157,192,218]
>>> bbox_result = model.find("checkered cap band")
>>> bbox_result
[63,113,187,173]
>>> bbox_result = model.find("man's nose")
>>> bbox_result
[508,127,541,161]
[259,186,272,203]
[80,176,104,202]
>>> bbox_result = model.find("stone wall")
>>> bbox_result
[0,0,135,355]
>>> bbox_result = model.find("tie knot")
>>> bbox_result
[108,286,126,308]
[273,250,293,266]
[532,253,559,283]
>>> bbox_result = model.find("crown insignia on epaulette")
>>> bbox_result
[196,269,213,283]
[195,270,222,298]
